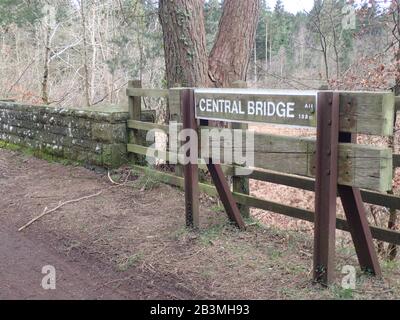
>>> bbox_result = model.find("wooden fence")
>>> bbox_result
[126,80,400,284]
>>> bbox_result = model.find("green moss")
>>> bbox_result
[0,140,22,151]
[102,144,127,168]
[132,169,161,191]
[130,166,182,191]
[332,286,355,300]
[382,259,400,273]
[243,216,264,229]
[0,139,81,166]
[198,223,228,246]
[210,205,225,213]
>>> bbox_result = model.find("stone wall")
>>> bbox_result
[0,101,130,168]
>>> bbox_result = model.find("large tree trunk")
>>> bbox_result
[208,0,260,87]
[159,0,261,88]
[159,0,209,87]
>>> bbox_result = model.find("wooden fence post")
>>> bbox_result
[387,105,398,260]
[128,80,143,164]
[313,91,340,285]
[231,80,250,218]
[182,89,200,228]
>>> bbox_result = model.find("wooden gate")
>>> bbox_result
[126,80,400,286]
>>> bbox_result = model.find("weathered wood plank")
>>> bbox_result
[338,92,395,136]
[194,89,395,136]
[141,110,156,122]
[128,144,176,163]
[131,165,400,245]
[126,88,169,98]
[126,116,392,193]
[128,120,172,132]
[233,192,400,246]
[128,117,399,178]
[128,133,392,192]
[200,128,392,192]
[128,119,398,177]
[337,144,392,193]
[247,168,400,210]
[127,144,233,175]
[131,112,400,205]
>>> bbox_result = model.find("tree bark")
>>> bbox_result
[159,0,209,87]
[208,0,260,87]
[159,0,261,88]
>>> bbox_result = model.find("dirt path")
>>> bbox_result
[0,147,399,300]
[0,223,131,299]
[0,149,201,300]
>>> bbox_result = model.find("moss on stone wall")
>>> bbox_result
[0,140,81,166]
[0,101,130,168]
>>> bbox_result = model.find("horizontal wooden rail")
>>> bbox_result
[128,144,179,163]
[247,168,400,210]
[128,141,400,209]
[128,120,182,132]
[128,120,170,132]
[127,119,400,171]
[127,128,393,192]
[200,127,392,192]
[127,144,233,175]
[126,88,169,98]
[132,165,400,246]
[127,118,399,205]
[129,119,400,173]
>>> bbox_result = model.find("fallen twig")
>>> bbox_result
[107,170,131,186]
[18,191,103,232]
[107,170,122,185]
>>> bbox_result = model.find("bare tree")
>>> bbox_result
[309,1,330,82]
[79,0,91,106]
[159,0,261,88]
